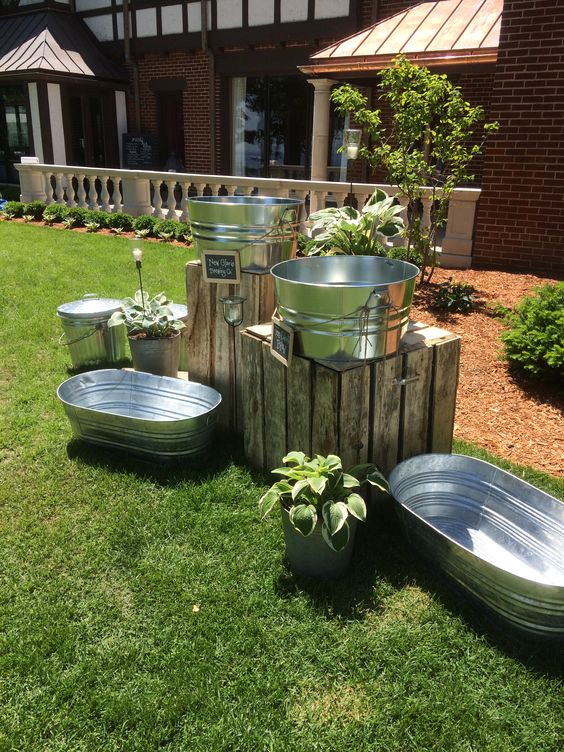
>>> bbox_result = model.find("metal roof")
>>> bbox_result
[0,10,128,82]
[301,0,502,74]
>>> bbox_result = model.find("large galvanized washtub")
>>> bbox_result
[388,454,564,637]
[270,256,419,361]
[57,369,221,459]
[188,195,304,273]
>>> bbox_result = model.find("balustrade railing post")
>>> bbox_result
[15,165,48,202]
[120,173,153,217]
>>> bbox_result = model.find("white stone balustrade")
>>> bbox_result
[15,163,481,268]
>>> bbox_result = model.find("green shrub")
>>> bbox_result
[42,204,66,224]
[434,279,477,313]
[175,221,192,243]
[84,210,109,228]
[153,218,178,240]
[63,206,89,227]
[501,282,564,378]
[132,214,157,236]
[386,245,424,267]
[22,201,46,220]
[107,213,134,232]
[1,201,24,218]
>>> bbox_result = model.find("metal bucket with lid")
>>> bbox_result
[57,294,127,369]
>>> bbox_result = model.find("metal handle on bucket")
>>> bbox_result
[58,324,103,347]
[82,293,99,300]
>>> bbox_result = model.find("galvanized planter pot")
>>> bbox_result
[188,195,305,273]
[281,505,358,578]
[57,369,221,460]
[388,453,564,637]
[128,332,180,378]
[270,256,419,362]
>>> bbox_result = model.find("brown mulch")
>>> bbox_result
[410,268,563,477]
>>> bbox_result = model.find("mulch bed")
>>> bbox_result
[410,268,563,477]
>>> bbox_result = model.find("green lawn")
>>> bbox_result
[0,223,562,752]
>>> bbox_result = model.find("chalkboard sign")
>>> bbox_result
[202,250,241,284]
[270,319,294,367]
[123,133,156,169]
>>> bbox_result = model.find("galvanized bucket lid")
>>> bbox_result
[57,295,122,321]
[168,303,188,320]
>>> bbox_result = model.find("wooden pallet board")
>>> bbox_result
[241,322,461,475]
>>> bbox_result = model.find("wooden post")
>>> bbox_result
[186,261,275,433]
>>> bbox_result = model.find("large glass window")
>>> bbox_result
[231,76,312,179]
[0,85,31,184]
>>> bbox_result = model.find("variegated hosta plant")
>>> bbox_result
[108,290,185,338]
[259,452,389,552]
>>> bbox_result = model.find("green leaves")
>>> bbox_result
[289,504,317,537]
[114,290,186,338]
[259,452,389,551]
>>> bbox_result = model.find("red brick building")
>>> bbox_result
[1,0,563,273]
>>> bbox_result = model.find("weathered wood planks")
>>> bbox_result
[241,322,460,475]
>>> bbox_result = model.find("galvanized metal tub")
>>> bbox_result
[57,295,127,369]
[270,256,419,361]
[188,195,305,273]
[57,369,221,459]
[388,453,564,637]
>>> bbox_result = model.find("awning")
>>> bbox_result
[300,0,502,75]
[0,10,128,82]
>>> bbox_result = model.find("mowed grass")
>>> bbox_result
[0,222,562,752]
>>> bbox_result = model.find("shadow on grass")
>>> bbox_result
[276,497,564,677]
[65,430,263,488]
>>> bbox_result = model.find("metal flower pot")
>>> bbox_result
[188,195,305,273]
[270,256,419,362]
[128,332,180,378]
[281,505,358,578]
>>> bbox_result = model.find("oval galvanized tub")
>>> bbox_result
[188,195,305,273]
[270,256,419,361]
[388,453,564,637]
[57,296,127,369]
[57,369,221,459]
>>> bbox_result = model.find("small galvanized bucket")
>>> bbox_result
[57,294,126,369]
[188,195,305,273]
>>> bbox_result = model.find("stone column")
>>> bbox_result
[308,78,334,184]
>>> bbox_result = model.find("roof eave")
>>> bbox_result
[299,49,498,76]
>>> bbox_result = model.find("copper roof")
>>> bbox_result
[0,11,128,81]
[301,0,502,75]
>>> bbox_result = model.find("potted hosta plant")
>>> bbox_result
[107,245,185,377]
[259,451,389,578]
[302,188,405,257]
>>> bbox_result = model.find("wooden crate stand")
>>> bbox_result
[240,322,461,476]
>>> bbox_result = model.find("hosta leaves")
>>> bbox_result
[341,473,360,489]
[291,478,310,501]
[307,476,327,495]
[346,493,367,521]
[366,467,390,493]
[321,520,350,552]
[282,451,307,465]
[289,504,317,537]
[322,500,348,536]
[258,487,280,519]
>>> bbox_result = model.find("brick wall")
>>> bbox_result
[131,51,214,174]
[473,0,564,273]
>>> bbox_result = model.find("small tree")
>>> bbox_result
[331,55,498,283]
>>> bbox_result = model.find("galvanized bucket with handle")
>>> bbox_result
[57,294,127,369]
[188,195,305,273]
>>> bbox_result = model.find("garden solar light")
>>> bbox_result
[343,128,362,160]
[220,295,246,327]
[129,239,145,307]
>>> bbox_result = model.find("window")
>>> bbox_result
[0,85,31,183]
[231,76,312,179]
